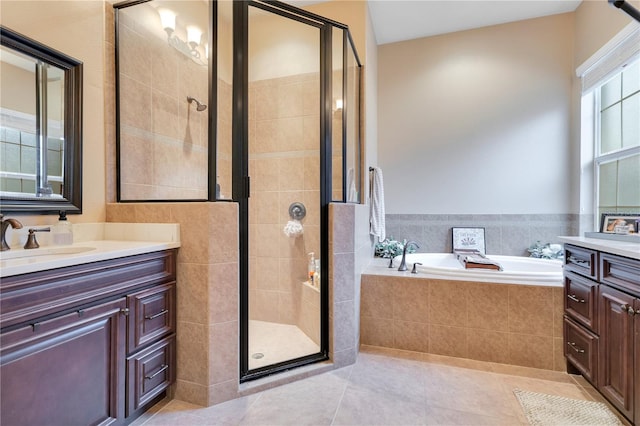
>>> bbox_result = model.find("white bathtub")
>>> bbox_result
[388,253,563,286]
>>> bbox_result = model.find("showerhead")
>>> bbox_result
[187,96,207,112]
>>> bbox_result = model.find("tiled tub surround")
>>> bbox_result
[106,202,371,406]
[360,260,566,371]
[385,214,580,256]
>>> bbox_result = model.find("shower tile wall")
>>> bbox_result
[385,214,580,256]
[106,202,240,407]
[117,10,208,200]
[248,72,321,344]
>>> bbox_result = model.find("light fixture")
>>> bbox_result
[335,99,343,110]
[158,8,206,66]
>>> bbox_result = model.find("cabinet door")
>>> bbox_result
[0,298,127,426]
[127,282,176,354]
[599,285,635,421]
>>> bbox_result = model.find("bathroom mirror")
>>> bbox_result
[0,26,83,213]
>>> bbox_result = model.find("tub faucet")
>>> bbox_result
[398,240,420,271]
[1,214,24,251]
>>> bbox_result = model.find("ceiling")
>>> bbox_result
[285,0,583,45]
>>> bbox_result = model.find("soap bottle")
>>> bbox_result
[52,211,73,245]
[308,252,315,286]
[314,259,321,288]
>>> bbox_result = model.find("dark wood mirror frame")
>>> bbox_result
[0,26,83,214]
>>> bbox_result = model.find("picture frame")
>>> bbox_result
[600,213,640,234]
[452,227,486,254]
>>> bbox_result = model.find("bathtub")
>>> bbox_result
[387,253,563,286]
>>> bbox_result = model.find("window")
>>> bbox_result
[594,59,640,219]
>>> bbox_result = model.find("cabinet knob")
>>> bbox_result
[120,307,130,316]
[620,304,636,316]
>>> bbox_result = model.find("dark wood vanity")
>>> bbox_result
[0,249,177,425]
[563,242,640,425]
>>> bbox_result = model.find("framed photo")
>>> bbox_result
[600,213,640,234]
[452,227,486,254]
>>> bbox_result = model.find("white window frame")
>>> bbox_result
[577,22,640,231]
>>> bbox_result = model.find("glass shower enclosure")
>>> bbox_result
[114,0,361,382]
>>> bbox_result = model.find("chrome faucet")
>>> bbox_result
[1,214,24,251]
[398,240,420,271]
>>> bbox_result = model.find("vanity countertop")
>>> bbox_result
[0,223,180,277]
[558,236,640,260]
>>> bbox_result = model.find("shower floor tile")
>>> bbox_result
[132,346,626,426]
[249,320,320,370]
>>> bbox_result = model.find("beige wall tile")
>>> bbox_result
[508,286,554,337]
[467,282,508,332]
[429,324,467,358]
[393,277,429,323]
[177,263,209,324]
[135,203,173,223]
[209,262,239,324]
[330,203,354,253]
[360,276,394,319]
[393,320,429,352]
[508,333,554,370]
[174,380,208,407]
[209,321,239,385]
[430,280,468,327]
[333,300,356,352]
[467,329,509,364]
[552,287,564,338]
[553,337,566,372]
[105,203,136,222]
[360,317,394,348]
[176,321,208,385]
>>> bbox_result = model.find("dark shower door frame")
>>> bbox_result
[233,0,335,382]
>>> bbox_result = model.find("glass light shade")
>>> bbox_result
[158,9,176,31]
[187,26,202,47]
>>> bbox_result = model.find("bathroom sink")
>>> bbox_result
[0,246,96,260]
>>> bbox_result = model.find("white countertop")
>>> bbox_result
[558,236,640,260]
[0,223,180,278]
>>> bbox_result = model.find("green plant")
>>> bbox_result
[527,241,564,260]
[374,237,416,258]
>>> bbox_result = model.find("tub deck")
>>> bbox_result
[360,256,565,371]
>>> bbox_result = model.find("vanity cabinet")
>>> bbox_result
[563,244,640,425]
[0,249,177,425]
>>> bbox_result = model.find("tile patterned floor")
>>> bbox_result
[133,346,625,426]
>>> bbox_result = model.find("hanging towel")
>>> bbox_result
[369,167,386,243]
[347,168,357,202]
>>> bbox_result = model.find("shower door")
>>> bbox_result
[237,1,328,381]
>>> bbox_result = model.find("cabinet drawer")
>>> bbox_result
[600,253,640,298]
[564,245,597,280]
[126,334,175,417]
[128,282,176,353]
[564,316,598,386]
[564,271,598,332]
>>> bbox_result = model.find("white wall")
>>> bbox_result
[378,13,574,215]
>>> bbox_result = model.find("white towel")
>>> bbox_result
[369,167,386,243]
[347,168,357,202]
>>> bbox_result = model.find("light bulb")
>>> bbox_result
[335,99,343,110]
[158,9,176,32]
[187,26,202,48]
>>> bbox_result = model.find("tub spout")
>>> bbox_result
[398,240,420,271]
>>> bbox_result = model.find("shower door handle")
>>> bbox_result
[244,176,251,198]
